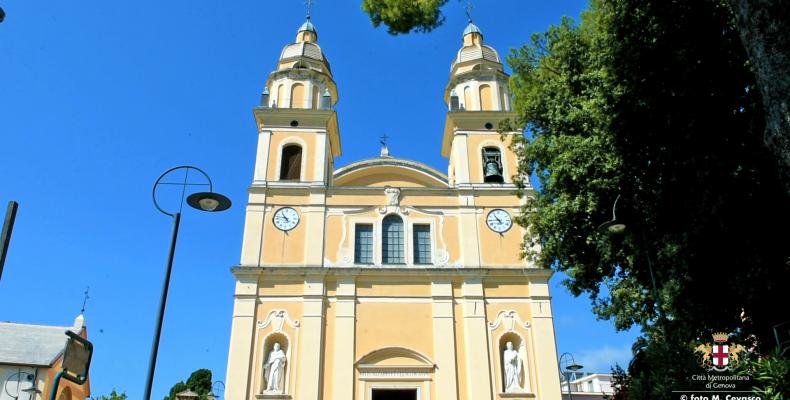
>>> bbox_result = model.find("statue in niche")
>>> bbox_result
[503,341,523,392]
[264,342,287,394]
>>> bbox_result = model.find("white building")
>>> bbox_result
[0,314,89,400]
[560,373,614,400]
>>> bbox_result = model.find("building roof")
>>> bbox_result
[453,45,501,66]
[0,322,78,367]
[176,389,200,398]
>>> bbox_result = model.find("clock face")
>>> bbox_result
[273,207,300,231]
[486,209,513,233]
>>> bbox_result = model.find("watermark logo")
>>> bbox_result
[694,332,747,372]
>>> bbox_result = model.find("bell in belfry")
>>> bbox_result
[484,159,503,183]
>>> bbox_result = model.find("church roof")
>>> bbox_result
[453,44,500,66]
[280,41,325,62]
[452,22,500,68]
[0,322,79,366]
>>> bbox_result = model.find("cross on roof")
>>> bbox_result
[380,134,389,147]
[465,0,474,22]
[305,0,313,18]
[81,286,90,314]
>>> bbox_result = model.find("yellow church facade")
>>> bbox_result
[224,17,563,400]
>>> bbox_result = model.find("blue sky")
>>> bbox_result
[0,0,637,397]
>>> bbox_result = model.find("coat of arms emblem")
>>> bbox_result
[694,332,747,372]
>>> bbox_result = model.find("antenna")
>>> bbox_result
[465,0,474,22]
[81,286,90,314]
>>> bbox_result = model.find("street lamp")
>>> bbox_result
[143,166,232,400]
[597,194,626,236]
[207,380,225,399]
[558,352,583,400]
[597,193,661,318]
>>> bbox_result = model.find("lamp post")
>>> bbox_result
[558,352,583,400]
[597,194,662,320]
[143,166,232,400]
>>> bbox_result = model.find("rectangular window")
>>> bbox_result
[412,224,432,264]
[382,215,405,264]
[354,224,373,264]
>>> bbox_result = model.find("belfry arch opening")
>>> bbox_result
[280,144,303,180]
[482,147,504,183]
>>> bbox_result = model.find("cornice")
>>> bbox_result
[231,265,553,280]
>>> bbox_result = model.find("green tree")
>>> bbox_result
[739,348,790,400]
[730,0,790,195]
[506,0,789,397]
[91,390,128,400]
[361,0,447,34]
[164,369,213,400]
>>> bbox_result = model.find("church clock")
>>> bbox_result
[273,207,300,231]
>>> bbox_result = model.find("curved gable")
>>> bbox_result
[356,347,435,367]
[333,158,448,188]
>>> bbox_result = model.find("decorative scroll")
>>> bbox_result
[488,310,530,331]
[257,310,300,332]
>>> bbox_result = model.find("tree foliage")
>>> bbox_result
[730,0,790,195]
[361,0,447,34]
[91,390,127,400]
[507,0,789,397]
[164,369,213,400]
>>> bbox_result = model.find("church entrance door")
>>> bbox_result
[371,388,418,400]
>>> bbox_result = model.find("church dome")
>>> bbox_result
[463,22,482,36]
[298,19,317,36]
[453,45,500,65]
[452,22,501,68]
[280,41,325,62]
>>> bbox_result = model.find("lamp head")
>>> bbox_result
[566,363,583,372]
[186,192,232,212]
[598,220,627,236]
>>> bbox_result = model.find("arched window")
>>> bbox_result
[279,145,302,180]
[57,388,72,400]
[463,86,473,111]
[275,84,284,108]
[312,85,320,109]
[482,147,504,183]
[499,85,509,111]
[382,215,404,264]
[290,83,305,108]
[479,84,494,111]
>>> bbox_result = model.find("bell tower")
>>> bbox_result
[226,16,342,400]
[442,20,519,187]
[251,16,341,186]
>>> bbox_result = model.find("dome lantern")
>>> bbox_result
[463,22,483,46]
[296,17,318,43]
